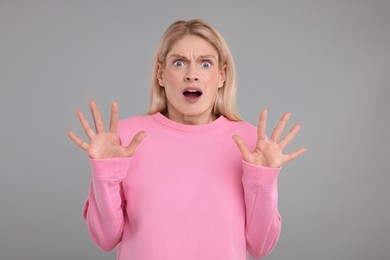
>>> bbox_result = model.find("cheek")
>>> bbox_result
[164,70,182,84]
[204,71,221,85]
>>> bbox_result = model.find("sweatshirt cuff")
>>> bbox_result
[89,157,133,182]
[242,160,281,188]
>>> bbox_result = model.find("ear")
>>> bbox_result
[157,63,165,86]
[218,64,226,88]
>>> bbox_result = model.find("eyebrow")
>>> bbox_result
[168,54,217,61]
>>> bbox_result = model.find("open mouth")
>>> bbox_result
[183,89,203,98]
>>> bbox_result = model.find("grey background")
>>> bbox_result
[1,0,389,259]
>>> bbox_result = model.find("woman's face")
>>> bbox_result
[157,35,225,125]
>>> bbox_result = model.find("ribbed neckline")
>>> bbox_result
[151,112,227,134]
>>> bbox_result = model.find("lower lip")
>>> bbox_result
[183,94,202,103]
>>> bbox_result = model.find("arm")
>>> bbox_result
[233,109,306,258]
[242,161,281,258]
[82,157,131,251]
[68,100,145,251]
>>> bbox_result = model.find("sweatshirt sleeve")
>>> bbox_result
[82,157,132,252]
[242,160,282,259]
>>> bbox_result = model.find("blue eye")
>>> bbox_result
[201,61,211,68]
[174,60,185,67]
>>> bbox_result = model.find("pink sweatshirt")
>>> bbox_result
[83,113,281,260]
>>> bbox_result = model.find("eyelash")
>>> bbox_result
[201,61,212,68]
[172,60,213,68]
[173,60,185,67]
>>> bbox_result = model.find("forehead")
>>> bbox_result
[167,35,218,58]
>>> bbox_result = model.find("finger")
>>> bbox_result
[232,135,251,160]
[77,110,95,139]
[271,112,291,142]
[109,102,119,133]
[279,124,301,150]
[125,131,147,156]
[257,109,268,141]
[67,131,89,151]
[89,100,105,133]
[283,147,307,163]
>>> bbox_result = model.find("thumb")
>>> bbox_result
[125,131,146,156]
[232,134,250,159]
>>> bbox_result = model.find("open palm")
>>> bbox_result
[67,100,146,159]
[233,109,306,168]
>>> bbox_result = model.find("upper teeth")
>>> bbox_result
[187,90,197,92]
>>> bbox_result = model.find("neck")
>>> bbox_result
[165,111,217,125]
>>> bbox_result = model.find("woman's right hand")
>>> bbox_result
[67,100,146,159]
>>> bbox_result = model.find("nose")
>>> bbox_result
[185,66,199,82]
[185,75,199,81]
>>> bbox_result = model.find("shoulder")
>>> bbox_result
[223,118,258,149]
[118,114,152,129]
[117,114,154,145]
[225,118,256,135]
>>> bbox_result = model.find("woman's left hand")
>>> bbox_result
[233,109,306,168]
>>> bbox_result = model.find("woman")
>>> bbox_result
[68,19,306,260]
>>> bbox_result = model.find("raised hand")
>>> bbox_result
[233,109,306,168]
[67,100,146,159]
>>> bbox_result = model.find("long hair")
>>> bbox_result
[148,19,241,121]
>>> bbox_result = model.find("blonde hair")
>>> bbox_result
[148,19,241,121]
